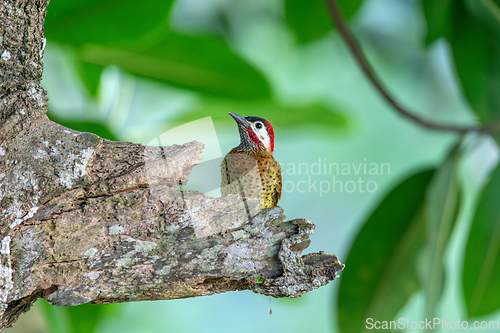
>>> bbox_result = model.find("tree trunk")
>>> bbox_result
[0,0,343,330]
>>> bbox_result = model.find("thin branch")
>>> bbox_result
[323,0,486,135]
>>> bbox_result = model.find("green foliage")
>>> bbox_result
[79,32,271,99]
[169,99,348,134]
[47,114,119,141]
[337,169,434,333]
[75,61,104,98]
[284,0,364,43]
[420,145,462,318]
[39,300,119,333]
[45,0,271,99]
[421,0,500,122]
[463,164,500,317]
[421,0,454,44]
[45,0,174,48]
[338,144,463,332]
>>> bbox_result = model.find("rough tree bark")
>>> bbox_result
[0,0,344,330]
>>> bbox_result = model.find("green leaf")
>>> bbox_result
[45,1,271,99]
[47,113,119,141]
[419,144,462,318]
[39,300,119,333]
[464,0,500,34]
[285,0,364,43]
[76,61,104,98]
[448,1,500,123]
[38,299,71,333]
[167,99,348,132]
[45,0,174,48]
[463,163,500,317]
[421,0,500,122]
[66,303,103,333]
[421,0,453,45]
[337,170,434,333]
[79,32,271,99]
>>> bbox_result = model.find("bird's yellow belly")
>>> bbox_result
[221,152,281,209]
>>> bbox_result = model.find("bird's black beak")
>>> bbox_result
[229,112,250,128]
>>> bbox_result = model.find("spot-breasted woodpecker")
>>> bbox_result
[221,112,282,209]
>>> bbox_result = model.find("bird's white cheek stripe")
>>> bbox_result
[256,130,271,150]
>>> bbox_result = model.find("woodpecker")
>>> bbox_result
[221,112,282,209]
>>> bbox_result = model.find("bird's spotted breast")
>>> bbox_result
[221,150,281,209]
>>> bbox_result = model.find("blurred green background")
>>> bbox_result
[7,0,500,332]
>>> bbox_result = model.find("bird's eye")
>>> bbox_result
[255,122,263,129]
